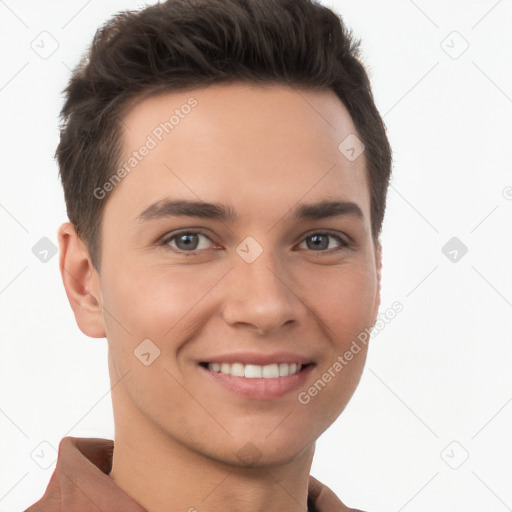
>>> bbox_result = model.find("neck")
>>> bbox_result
[108,387,315,512]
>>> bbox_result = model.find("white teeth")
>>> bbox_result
[244,364,262,378]
[206,362,303,378]
[262,363,279,378]
[231,362,245,377]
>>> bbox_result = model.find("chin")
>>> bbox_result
[208,429,316,468]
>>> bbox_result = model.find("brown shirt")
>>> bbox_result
[24,437,367,512]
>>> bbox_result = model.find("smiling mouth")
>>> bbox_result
[199,362,313,378]
[198,360,315,400]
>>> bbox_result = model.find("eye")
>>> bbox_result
[160,231,215,254]
[297,231,350,252]
[159,229,351,256]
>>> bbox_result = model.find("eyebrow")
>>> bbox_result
[134,198,364,223]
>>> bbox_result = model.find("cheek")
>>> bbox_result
[100,262,228,381]
[101,261,210,337]
[101,264,210,429]
[302,261,378,343]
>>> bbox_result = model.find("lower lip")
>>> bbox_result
[198,364,315,400]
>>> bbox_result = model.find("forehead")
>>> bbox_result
[107,82,370,226]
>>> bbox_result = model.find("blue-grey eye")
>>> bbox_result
[300,233,347,251]
[167,232,212,252]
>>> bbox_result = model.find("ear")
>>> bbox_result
[371,240,383,325]
[57,222,106,338]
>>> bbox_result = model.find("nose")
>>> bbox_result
[221,250,304,336]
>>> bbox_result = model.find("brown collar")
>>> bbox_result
[25,436,360,512]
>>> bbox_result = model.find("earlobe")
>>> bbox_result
[57,222,106,339]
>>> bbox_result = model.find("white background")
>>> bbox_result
[1,1,511,511]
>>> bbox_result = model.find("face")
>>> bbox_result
[70,83,381,466]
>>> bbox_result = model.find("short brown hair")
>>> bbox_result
[57,0,392,271]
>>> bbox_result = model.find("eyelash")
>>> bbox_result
[158,229,352,256]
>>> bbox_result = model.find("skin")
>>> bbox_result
[58,82,382,512]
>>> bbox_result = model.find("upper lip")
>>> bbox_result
[198,351,315,366]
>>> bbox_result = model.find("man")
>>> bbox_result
[26,0,392,510]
